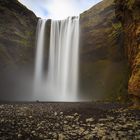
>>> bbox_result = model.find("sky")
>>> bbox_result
[18,0,102,20]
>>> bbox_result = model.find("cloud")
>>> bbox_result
[19,0,102,20]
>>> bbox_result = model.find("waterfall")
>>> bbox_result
[34,19,46,97]
[34,17,79,101]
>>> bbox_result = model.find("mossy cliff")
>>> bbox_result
[0,0,37,71]
[80,0,129,101]
[115,0,140,103]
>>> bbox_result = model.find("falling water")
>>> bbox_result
[34,17,79,101]
[34,19,46,95]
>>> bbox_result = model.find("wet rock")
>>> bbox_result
[84,134,95,140]
[60,112,63,115]
[118,131,125,137]
[0,103,139,139]
[65,116,74,120]
[64,121,68,124]
[58,134,65,140]
[18,134,22,138]
[29,116,33,119]
[86,118,94,123]
[74,113,79,116]
[54,112,57,116]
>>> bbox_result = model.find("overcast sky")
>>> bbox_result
[18,0,102,20]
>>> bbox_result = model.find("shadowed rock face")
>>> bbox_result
[0,0,37,70]
[0,0,37,100]
[115,0,140,98]
[79,0,129,101]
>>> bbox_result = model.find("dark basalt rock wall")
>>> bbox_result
[0,0,37,71]
[79,0,129,101]
[0,0,38,100]
[115,0,140,99]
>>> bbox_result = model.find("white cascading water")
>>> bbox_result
[34,17,79,101]
[34,19,46,96]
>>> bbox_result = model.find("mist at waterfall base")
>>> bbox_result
[0,65,34,101]
[34,17,81,101]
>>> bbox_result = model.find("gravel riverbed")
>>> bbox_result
[0,102,140,140]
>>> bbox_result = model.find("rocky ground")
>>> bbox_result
[0,102,140,140]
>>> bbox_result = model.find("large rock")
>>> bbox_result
[79,0,129,100]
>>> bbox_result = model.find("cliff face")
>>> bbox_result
[0,0,37,100]
[115,0,140,98]
[0,0,37,71]
[80,0,129,100]
[0,0,135,101]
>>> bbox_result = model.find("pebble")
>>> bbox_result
[18,134,22,138]
[54,112,57,116]
[0,103,139,139]
[86,118,94,123]
[58,134,65,140]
